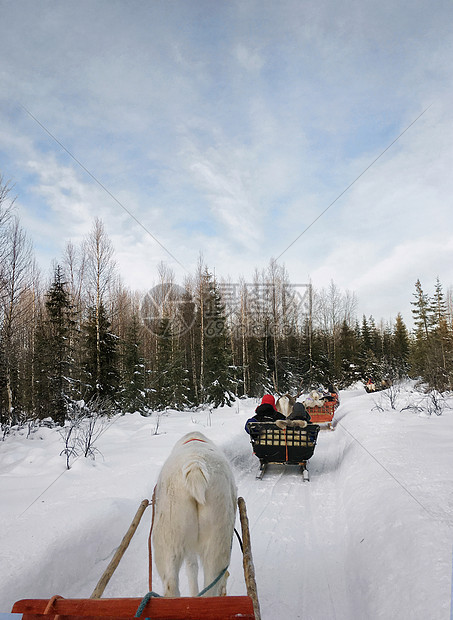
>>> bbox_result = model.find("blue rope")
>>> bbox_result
[134,566,228,616]
[134,591,161,618]
[197,566,228,597]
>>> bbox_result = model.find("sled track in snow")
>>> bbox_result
[231,424,361,620]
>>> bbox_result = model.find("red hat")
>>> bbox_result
[261,394,277,410]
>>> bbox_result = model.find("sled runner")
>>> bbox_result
[248,422,320,481]
[12,497,260,620]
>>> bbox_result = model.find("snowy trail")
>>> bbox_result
[232,413,360,620]
[1,388,452,619]
[47,408,361,620]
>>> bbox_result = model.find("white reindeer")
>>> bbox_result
[152,432,237,598]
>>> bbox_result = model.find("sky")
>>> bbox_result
[1,0,453,327]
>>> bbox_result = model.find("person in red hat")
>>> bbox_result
[245,394,285,434]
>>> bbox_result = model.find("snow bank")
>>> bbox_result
[0,386,452,619]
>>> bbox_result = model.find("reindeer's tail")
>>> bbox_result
[182,458,209,505]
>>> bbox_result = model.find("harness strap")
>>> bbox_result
[234,526,244,553]
[148,485,156,591]
[134,591,161,617]
[43,595,63,620]
[183,438,207,444]
[135,566,229,616]
[197,566,229,597]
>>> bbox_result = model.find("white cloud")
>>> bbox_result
[1,0,453,326]
[234,43,264,72]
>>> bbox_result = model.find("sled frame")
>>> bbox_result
[12,497,260,620]
[249,422,319,481]
[305,400,337,427]
[248,422,320,466]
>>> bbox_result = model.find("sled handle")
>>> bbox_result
[238,497,261,620]
[90,499,150,599]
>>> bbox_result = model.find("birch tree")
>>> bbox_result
[0,217,33,424]
[83,218,116,398]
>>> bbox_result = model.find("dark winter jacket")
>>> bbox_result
[288,401,311,423]
[245,403,286,434]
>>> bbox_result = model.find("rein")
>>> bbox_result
[148,485,157,591]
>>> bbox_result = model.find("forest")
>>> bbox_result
[1,174,452,430]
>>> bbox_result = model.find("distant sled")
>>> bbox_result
[302,389,339,430]
[304,400,337,429]
[365,378,392,393]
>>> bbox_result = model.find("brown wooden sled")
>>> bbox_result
[12,497,260,620]
[13,595,255,619]
[306,399,338,428]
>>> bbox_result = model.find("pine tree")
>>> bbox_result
[120,314,147,413]
[176,286,198,406]
[427,278,452,389]
[280,328,305,394]
[392,313,410,378]
[199,271,236,407]
[83,303,119,401]
[34,266,77,424]
[299,329,331,391]
[368,316,382,356]
[430,278,447,327]
[146,312,192,411]
[360,315,372,354]
[165,348,192,410]
[245,333,272,397]
[408,278,451,389]
[411,279,431,339]
[409,279,444,387]
[149,318,172,410]
[337,319,360,387]
[358,315,384,382]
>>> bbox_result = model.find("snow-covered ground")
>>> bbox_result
[0,383,452,619]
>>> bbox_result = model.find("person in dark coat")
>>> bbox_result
[245,394,285,434]
[288,401,311,423]
[275,400,311,429]
[324,384,339,403]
